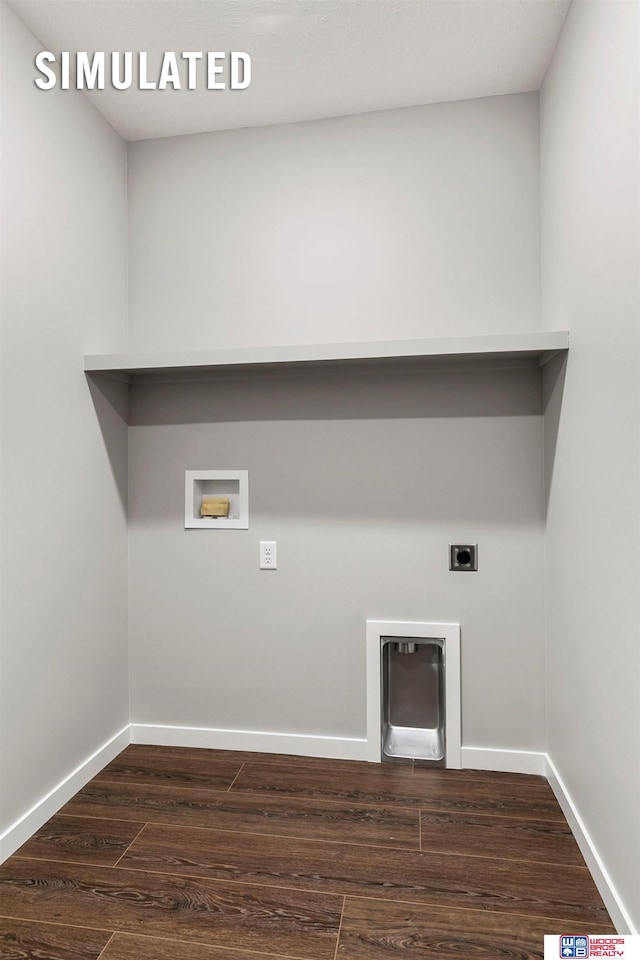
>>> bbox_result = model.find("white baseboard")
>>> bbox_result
[546,755,637,935]
[461,746,547,776]
[130,723,370,762]
[0,724,130,864]
[131,727,546,774]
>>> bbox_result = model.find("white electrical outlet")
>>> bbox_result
[259,541,277,570]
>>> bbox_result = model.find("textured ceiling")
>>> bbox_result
[10,0,570,141]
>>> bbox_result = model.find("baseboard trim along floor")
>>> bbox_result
[460,746,547,776]
[0,724,130,863]
[546,754,637,935]
[130,722,370,761]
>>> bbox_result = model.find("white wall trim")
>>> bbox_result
[546,755,637,935]
[461,746,547,776]
[0,724,130,864]
[365,620,461,767]
[130,723,369,761]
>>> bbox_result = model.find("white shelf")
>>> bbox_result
[84,331,569,382]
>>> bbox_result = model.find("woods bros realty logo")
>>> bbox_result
[34,50,251,90]
[544,936,640,958]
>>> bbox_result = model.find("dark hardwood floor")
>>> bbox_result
[0,745,615,959]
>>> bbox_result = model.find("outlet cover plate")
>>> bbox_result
[260,540,277,570]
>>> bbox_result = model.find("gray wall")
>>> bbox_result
[541,0,640,931]
[127,89,547,754]
[129,363,546,750]
[0,2,129,834]
[128,93,540,352]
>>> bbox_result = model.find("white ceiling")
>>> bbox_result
[10,0,570,142]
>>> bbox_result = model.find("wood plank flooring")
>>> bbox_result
[0,745,615,959]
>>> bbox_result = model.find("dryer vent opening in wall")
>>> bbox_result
[365,620,461,769]
[381,637,445,766]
